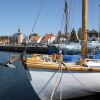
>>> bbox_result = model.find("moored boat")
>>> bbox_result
[24,54,100,100]
[21,0,100,100]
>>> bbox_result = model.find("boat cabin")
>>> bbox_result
[87,29,99,41]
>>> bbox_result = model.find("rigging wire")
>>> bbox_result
[98,4,100,40]
[61,61,100,93]
[67,0,71,33]
[69,0,75,31]
[38,69,60,95]
[60,13,65,33]
[31,0,46,34]
[49,66,63,100]
[91,0,94,29]
[64,0,71,54]
[57,0,65,54]
[60,67,63,100]
[21,0,46,62]
[38,64,64,100]
[67,0,71,41]
[49,67,61,100]
[56,0,71,54]
[64,0,71,34]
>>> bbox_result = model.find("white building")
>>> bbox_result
[31,36,42,43]
[88,29,99,41]
[41,33,56,44]
[12,29,24,45]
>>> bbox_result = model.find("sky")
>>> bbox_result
[0,0,100,36]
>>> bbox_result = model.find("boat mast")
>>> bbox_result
[99,5,100,41]
[64,0,69,41]
[82,0,88,58]
[64,0,68,34]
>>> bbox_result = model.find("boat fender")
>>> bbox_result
[58,53,63,62]
[52,53,57,62]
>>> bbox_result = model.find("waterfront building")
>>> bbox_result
[0,36,11,45]
[31,36,42,43]
[41,33,56,44]
[55,31,70,43]
[12,29,24,45]
[87,29,99,41]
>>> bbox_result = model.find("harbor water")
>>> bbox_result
[0,51,40,100]
[0,51,100,100]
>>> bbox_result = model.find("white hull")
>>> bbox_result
[86,61,100,67]
[28,68,100,100]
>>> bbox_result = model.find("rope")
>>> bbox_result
[61,61,100,93]
[58,0,71,55]
[61,13,65,33]
[65,0,71,33]
[68,0,71,31]
[57,0,68,55]
[38,64,64,100]
[50,64,63,100]
[23,0,45,53]
[91,0,94,29]
[38,70,60,95]
[60,67,63,100]
[31,0,46,34]
[21,0,46,66]
[49,67,61,100]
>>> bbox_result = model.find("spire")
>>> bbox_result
[18,28,20,33]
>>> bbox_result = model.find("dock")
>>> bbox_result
[0,45,48,54]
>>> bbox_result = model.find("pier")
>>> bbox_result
[0,45,48,54]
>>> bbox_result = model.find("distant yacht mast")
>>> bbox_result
[64,0,69,41]
[99,5,100,41]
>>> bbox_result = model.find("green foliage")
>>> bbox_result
[32,33,38,36]
[29,33,38,39]
[52,40,57,44]
[78,28,83,40]
[70,28,77,42]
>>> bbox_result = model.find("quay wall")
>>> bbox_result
[0,45,48,54]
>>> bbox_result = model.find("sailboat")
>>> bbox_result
[20,0,100,100]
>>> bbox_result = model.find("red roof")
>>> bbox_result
[43,34,55,41]
[32,36,41,41]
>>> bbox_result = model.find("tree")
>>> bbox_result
[78,28,83,40]
[70,28,77,42]
[56,30,61,42]
[32,33,38,36]
[29,33,38,40]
